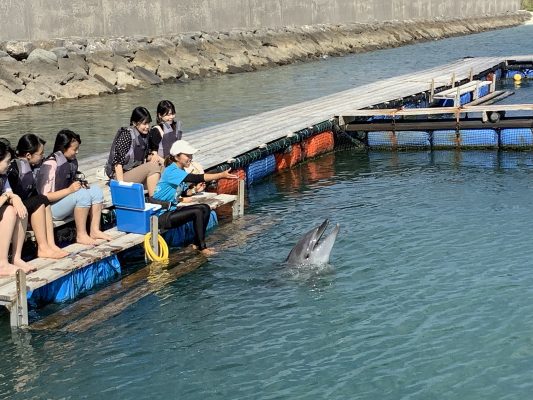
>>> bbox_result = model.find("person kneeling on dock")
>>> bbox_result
[36,130,111,246]
[105,107,163,197]
[0,140,35,276]
[7,134,69,259]
[152,140,237,256]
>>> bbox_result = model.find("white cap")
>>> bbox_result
[169,140,198,156]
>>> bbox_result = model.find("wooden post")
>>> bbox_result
[469,67,474,81]
[232,179,245,218]
[429,79,435,103]
[11,270,28,328]
[451,72,456,87]
[473,81,479,100]
[454,87,461,107]
[150,216,159,258]
[490,78,496,94]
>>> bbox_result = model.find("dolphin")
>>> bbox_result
[286,219,340,265]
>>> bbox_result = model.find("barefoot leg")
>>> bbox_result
[74,206,96,245]
[11,215,36,273]
[89,203,112,241]
[0,205,20,275]
[44,206,69,257]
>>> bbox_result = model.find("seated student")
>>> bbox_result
[148,100,183,162]
[0,140,34,276]
[105,106,162,196]
[152,140,237,256]
[7,134,68,259]
[149,100,204,177]
[37,129,111,246]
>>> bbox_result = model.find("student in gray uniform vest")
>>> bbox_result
[37,130,112,246]
[148,100,183,164]
[7,134,69,259]
[148,99,204,175]
[0,140,35,276]
[105,107,162,196]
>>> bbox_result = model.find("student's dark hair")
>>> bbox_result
[53,129,81,154]
[16,133,46,157]
[164,155,177,167]
[130,106,152,126]
[0,138,14,162]
[156,100,176,123]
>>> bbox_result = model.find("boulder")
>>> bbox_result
[116,71,144,90]
[15,86,53,106]
[51,47,69,59]
[132,48,169,73]
[89,65,118,85]
[157,62,182,80]
[5,41,35,60]
[0,51,17,62]
[56,76,113,99]
[58,56,89,76]
[0,65,24,93]
[133,66,163,84]
[23,59,60,80]
[0,85,26,109]
[27,48,58,64]
[86,52,114,70]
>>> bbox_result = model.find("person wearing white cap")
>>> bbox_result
[152,140,237,256]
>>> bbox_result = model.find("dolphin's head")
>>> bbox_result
[286,220,340,266]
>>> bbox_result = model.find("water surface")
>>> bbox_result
[0,23,533,400]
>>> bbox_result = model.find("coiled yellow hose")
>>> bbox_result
[144,233,169,262]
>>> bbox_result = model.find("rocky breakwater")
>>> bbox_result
[0,13,529,111]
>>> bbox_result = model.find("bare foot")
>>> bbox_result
[0,261,20,277]
[13,258,37,274]
[90,230,112,241]
[77,235,97,246]
[200,247,217,257]
[38,247,69,259]
[50,246,70,258]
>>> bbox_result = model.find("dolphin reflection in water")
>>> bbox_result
[286,219,340,266]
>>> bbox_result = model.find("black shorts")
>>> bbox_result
[23,194,50,216]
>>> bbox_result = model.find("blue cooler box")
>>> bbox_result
[110,180,161,234]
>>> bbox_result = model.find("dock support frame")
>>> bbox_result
[9,270,29,328]
[150,216,159,257]
[232,179,245,218]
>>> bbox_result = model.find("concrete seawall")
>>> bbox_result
[0,0,522,41]
[0,13,529,111]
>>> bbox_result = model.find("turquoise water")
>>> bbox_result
[4,150,533,399]
[0,23,533,399]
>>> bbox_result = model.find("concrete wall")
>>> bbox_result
[0,0,522,41]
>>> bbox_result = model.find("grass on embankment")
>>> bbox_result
[523,0,533,11]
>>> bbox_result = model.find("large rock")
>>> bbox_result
[0,65,24,93]
[0,85,26,109]
[116,71,144,90]
[58,56,88,76]
[56,76,113,99]
[157,62,182,80]
[27,48,58,64]
[132,48,169,73]
[51,47,69,59]
[133,66,163,84]
[0,51,17,62]
[89,65,118,85]
[5,41,35,60]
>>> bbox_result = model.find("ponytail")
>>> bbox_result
[164,155,175,167]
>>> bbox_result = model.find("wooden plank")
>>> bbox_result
[0,232,146,302]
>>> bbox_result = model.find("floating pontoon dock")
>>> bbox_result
[1,54,532,328]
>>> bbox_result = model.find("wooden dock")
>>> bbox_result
[1,54,532,328]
